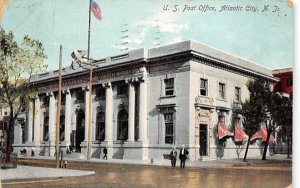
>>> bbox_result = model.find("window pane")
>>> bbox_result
[119,84,128,95]
[117,110,128,140]
[235,87,240,101]
[219,83,225,99]
[164,78,174,96]
[96,112,105,141]
[164,113,174,144]
[200,79,207,96]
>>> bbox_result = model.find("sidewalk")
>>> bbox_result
[0,165,95,181]
[0,154,292,181]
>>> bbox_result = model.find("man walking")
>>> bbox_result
[103,147,108,160]
[170,147,177,167]
[179,145,189,168]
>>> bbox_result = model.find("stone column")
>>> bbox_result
[103,82,113,159]
[104,82,113,144]
[138,67,148,160]
[84,86,90,142]
[127,79,135,142]
[33,96,41,145]
[138,69,148,145]
[64,89,72,147]
[48,92,56,156]
[27,99,34,143]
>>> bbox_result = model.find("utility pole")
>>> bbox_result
[55,45,62,168]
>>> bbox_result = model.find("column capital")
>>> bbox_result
[46,91,54,97]
[126,76,145,84]
[102,82,111,88]
[62,89,70,95]
[82,86,89,91]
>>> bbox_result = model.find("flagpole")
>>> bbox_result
[88,0,91,59]
[87,0,92,160]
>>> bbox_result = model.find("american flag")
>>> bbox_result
[90,0,101,20]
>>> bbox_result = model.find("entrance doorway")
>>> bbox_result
[75,109,85,152]
[200,124,207,156]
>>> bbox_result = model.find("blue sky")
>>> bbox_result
[1,0,294,71]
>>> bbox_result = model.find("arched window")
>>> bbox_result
[60,115,65,141]
[96,111,105,141]
[117,109,128,140]
[43,116,49,141]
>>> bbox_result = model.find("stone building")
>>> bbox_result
[12,40,277,161]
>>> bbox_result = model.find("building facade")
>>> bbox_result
[273,68,293,99]
[12,40,277,161]
[272,68,293,154]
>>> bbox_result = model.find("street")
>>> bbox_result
[2,159,292,188]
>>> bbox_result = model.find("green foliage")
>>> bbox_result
[1,27,48,161]
[0,26,47,110]
[238,79,270,137]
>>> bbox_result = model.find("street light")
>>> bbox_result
[71,50,98,160]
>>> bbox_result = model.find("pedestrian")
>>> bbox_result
[170,147,177,167]
[179,145,189,169]
[24,147,28,157]
[103,147,107,160]
[31,147,35,156]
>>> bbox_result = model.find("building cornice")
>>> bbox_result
[29,40,278,91]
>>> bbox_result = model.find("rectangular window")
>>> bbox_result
[219,83,225,99]
[95,87,106,100]
[235,87,241,102]
[164,113,174,144]
[61,94,66,104]
[43,116,49,141]
[43,97,49,107]
[76,89,85,103]
[117,84,128,96]
[200,79,208,96]
[117,122,128,140]
[164,78,174,96]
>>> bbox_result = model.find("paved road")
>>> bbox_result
[1,158,292,188]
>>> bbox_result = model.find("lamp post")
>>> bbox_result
[71,50,97,160]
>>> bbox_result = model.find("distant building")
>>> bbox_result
[272,68,293,154]
[12,40,278,161]
[273,68,293,100]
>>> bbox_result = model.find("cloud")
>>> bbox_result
[137,12,188,34]
[111,12,188,51]
[168,36,183,44]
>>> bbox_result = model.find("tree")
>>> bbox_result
[263,92,293,159]
[0,27,47,163]
[237,80,269,162]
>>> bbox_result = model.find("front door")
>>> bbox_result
[75,109,85,152]
[200,124,207,156]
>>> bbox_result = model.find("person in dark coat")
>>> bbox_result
[170,147,177,167]
[179,145,189,168]
[103,147,108,160]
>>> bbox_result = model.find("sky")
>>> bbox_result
[0,0,294,71]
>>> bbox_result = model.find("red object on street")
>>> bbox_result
[234,123,248,142]
[250,126,275,142]
[218,122,234,139]
[250,131,262,141]
[261,126,275,142]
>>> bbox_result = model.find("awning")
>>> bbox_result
[250,131,261,141]
[218,122,234,140]
[250,126,275,142]
[261,126,275,142]
[234,123,248,142]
